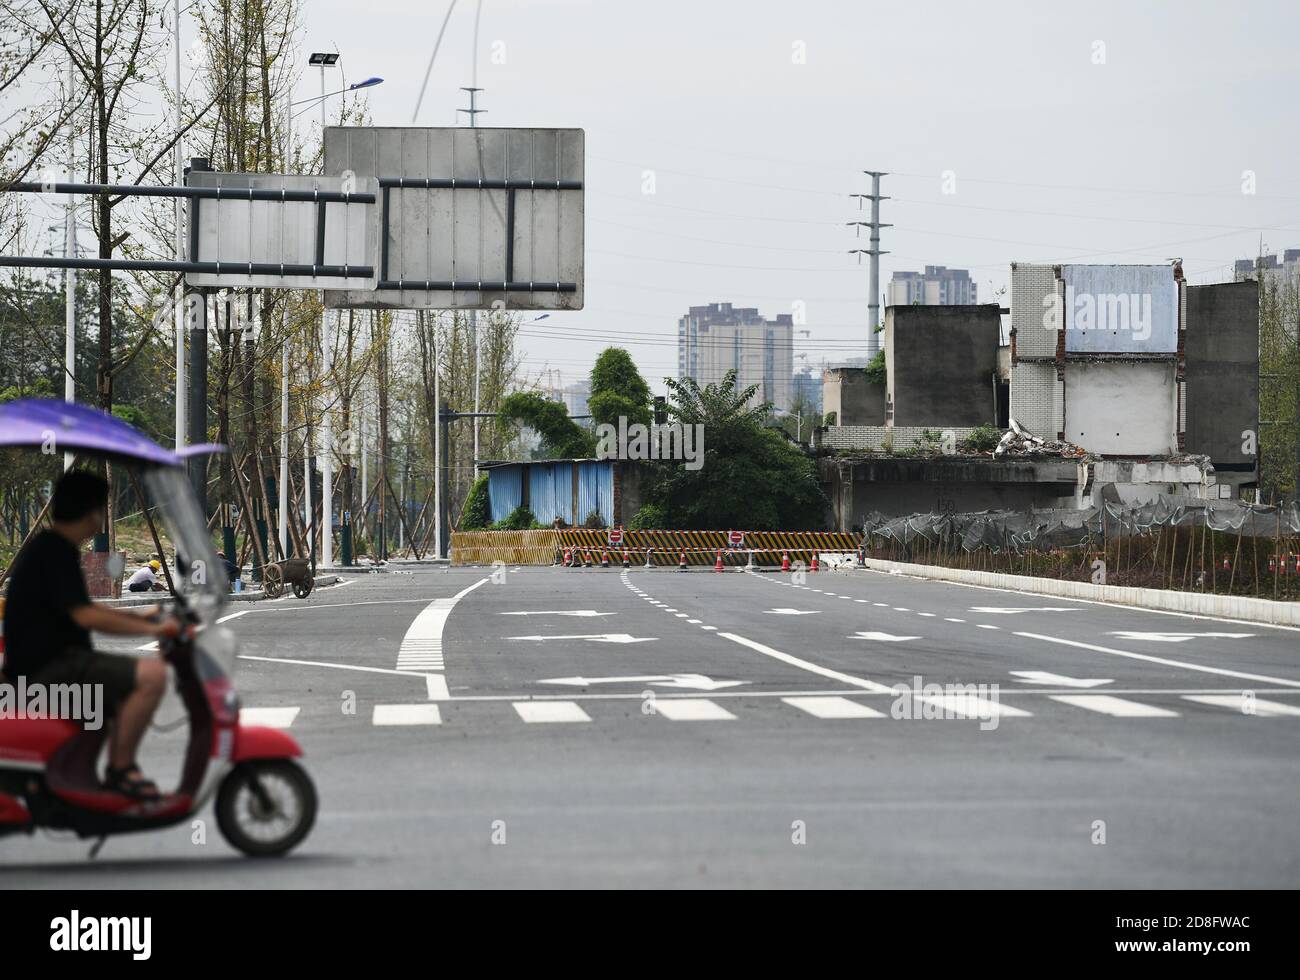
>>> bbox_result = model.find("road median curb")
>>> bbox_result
[862,557,1300,626]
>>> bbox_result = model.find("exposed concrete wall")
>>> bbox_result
[1185,281,1259,485]
[821,367,886,426]
[1063,361,1178,455]
[821,456,1078,530]
[885,304,1001,427]
[820,425,979,452]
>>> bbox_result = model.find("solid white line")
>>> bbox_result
[653,698,736,721]
[513,701,592,723]
[1049,694,1178,718]
[1182,694,1300,717]
[373,703,442,726]
[239,654,436,680]
[216,610,249,624]
[1014,631,1300,689]
[783,696,886,719]
[719,632,895,693]
[239,706,300,728]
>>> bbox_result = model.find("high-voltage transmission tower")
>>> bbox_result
[849,170,890,359]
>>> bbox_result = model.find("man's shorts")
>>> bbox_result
[27,647,138,712]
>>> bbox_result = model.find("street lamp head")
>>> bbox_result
[350,76,383,90]
[308,52,339,66]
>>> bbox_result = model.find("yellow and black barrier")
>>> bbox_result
[450,528,859,566]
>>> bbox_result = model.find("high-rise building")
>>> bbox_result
[677,302,793,411]
[1234,250,1300,283]
[562,382,590,418]
[887,266,978,306]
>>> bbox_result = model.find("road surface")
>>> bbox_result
[4,562,1299,887]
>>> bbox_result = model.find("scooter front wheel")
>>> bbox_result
[215,759,317,857]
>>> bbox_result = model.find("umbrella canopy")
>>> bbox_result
[0,398,223,467]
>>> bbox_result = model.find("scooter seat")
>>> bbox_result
[0,715,80,766]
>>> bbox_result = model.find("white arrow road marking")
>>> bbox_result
[1010,670,1113,688]
[970,606,1079,614]
[538,673,746,691]
[1049,695,1178,718]
[499,610,615,617]
[1183,695,1300,717]
[1109,631,1255,643]
[1015,632,1300,689]
[764,608,822,615]
[507,633,657,644]
[849,631,921,642]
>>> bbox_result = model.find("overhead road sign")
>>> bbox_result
[323,126,584,311]
[183,171,379,291]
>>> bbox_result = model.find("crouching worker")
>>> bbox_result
[1,471,187,800]
[126,559,165,592]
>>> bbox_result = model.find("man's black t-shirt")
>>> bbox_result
[2,529,92,677]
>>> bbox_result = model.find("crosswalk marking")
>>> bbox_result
[513,701,592,723]
[783,696,886,719]
[1049,695,1177,718]
[652,698,736,721]
[372,704,442,726]
[239,706,300,729]
[914,694,1033,719]
[1182,695,1300,717]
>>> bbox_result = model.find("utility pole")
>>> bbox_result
[319,60,334,569]
[63,57,76,471]
[850,171,890,359]
[279,91,292,558]
[174,0,185,452]
[459,87,485,479]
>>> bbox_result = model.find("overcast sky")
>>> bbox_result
[25,0,1300,394]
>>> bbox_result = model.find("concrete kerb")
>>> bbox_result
[861,557,1300,627]
[101,573,343,608]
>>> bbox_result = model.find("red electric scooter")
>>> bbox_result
[0,399,316,858]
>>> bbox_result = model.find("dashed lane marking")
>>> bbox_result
[1182,695,1300,717]
[783,696,886,719]
[513,701,592,723]
[1048,695,1178,718]
[651,698,737,721]
[239,706,300,728]
[373,704,442,726]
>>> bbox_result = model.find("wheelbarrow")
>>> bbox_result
[262,557,314,599]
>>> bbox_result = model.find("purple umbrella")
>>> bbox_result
[0,399,224,467]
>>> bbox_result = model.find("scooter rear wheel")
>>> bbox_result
[215,759,317,857]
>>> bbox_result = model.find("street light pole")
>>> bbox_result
[63,57,76,472]
[316,55,336,569]
[174,0,185,452]
[460,87,485,479]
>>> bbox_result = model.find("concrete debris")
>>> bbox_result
[993,419,1089,459]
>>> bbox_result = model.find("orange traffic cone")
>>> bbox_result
[678,550,688,572]
[645,548,654,568]
[601,550,611,569]
[780,550,791,572]
[714,550,725,573]
[583,550,593,568]
[622,549,630,568]
[810,554,820,573]
[562,547,572,567]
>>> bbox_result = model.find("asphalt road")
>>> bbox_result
[4,561,1299,888]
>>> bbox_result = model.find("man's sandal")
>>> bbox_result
[104,764,161,801]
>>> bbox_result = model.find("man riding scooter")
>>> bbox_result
[2,470,185,800]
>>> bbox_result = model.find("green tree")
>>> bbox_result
[645,370,826,529]
[459,474,491,530]
[588,347,651,430]
[499,391,595,459]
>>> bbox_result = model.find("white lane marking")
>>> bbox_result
[720,633,895,692]
[970,606,1078,614]
[944,618,966,623]
[701,625,718,631]
[1014,632,1300,689]
[239,706,299,728]
[1183,695,1300,717]
[1109,631,1255,643]
[652,698,737,721]
[396,578,490,682]
[1049,695,1178,718]
[687,619,702,624]
[513,701,592,723]
[873,603,889,607]
[783,696,886,719]
[849,631,920,642]
[239,654,441,684]
[506,633,657,644]
[917,612,937,617]
[538,673,746,691]
[764,608,822,616]
[1010,670,1113,688]
[426,675,449,700]
[855,599,869,603]
[675,613,688,618]
[892,607,911,612]
[976,624,1000,630]
[915,694,1032,719]
[499,610,615,617]
[373,704,442,726]
[217,610,249,624]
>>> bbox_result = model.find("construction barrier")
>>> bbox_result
[450,528,858,566]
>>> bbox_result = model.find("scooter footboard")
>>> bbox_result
[233,725,303,762]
